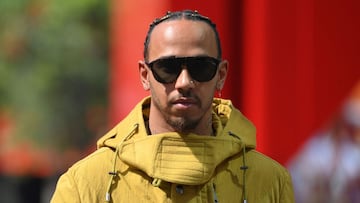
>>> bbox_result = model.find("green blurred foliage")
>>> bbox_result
[0,0,109,151]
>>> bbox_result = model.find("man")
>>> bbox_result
[51,10,294,202]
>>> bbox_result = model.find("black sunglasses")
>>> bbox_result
[146,56,221,84]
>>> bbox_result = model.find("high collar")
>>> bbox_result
[97,97,256,184]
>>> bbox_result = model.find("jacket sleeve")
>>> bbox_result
[51,171,81,203]
[280,171,295,203]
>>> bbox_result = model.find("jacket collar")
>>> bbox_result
[97,97,256,184]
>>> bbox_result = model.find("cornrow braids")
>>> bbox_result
[143,10,222,62]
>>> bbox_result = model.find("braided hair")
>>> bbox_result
[143,10,222,62]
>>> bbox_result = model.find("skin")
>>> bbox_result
[139,19,228,135]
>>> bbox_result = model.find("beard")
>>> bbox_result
[149,80,214,134]
[155,97,203,133]
[165,115,200,133]
[151,90,205,133]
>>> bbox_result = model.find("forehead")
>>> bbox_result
[148,19,218,61]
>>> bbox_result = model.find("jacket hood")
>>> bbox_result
[97,97,256,150]
[97,97,256,187]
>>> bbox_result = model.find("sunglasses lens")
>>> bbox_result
[148,57,219,84]
[187,58,218,82]
[150,59,181,83]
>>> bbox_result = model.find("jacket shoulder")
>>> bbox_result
[247,150,288,172]
[70,147,113,171]
[51,147,114,202]
[245,149,292,183]
[245,150,295,202]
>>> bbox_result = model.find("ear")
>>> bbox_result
[216,60,228,90]
[139,60,150,91]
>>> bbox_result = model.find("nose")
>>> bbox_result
[174,67,195,89]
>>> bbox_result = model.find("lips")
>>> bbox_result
[172,97,198,107]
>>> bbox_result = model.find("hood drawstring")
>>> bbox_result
[228,131,248,203]
[240,146,248,203]
[213,183,219,203]
[105,123,139,202]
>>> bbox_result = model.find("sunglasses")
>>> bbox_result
[146,56,221,84]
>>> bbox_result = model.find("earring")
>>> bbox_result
[216,83,222,98]
[143,82,150,90]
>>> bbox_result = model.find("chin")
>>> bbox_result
[167,116,200,133]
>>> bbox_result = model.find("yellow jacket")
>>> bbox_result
[51,97,294,203]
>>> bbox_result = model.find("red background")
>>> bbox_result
[109,0,360,165]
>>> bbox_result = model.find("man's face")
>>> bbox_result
[139,19,227,134]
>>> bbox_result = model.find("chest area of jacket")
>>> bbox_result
[111,163,245,203]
